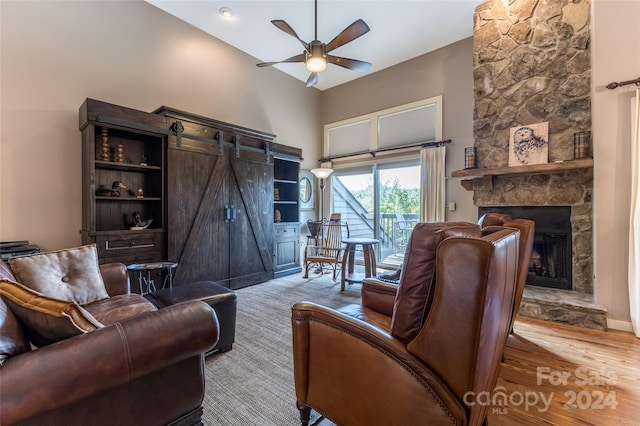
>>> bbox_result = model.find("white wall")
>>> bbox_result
[592,0,640,327]
[0,1,321,251]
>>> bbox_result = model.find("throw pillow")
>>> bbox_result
[0,259,16,281]
[9,244,109,305]
[0,279,103,347]
[0,296,30,362]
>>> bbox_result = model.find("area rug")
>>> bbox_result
[202,273,362,425]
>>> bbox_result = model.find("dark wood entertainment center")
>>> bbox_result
[80,98,302,290]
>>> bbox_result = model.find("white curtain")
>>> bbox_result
[629,88,640,338]
[420,145,446,222]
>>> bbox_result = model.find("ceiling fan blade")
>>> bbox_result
[325,18,370,53]
[257,53,306,68]
[327,55,372,73]
[306,72,319,88]
[271,20,309,51]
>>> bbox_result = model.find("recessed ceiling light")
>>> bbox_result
[219,7,233,19]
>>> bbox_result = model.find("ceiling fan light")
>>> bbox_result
[306,41,327,72]
[306,56,327,72]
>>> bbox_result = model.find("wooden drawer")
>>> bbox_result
[274,223,299,240]
[93,231,165,265]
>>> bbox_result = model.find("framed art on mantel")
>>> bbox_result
[509,122,549,166]
[299,170,314,210]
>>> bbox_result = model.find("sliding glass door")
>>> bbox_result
[333,170,375,239]
[332,162,420,268]
[323,96,442,270]
[378,165,420,267]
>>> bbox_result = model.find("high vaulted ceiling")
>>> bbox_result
[146,1,484,91]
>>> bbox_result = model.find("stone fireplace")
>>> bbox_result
[468,0,606,329]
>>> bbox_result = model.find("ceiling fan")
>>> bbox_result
[256,0,372,88]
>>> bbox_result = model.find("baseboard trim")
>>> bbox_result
[606,318,634,332]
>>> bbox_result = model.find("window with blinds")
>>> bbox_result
[323,96,442,162]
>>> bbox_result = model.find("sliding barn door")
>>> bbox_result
[167,139,230,286]
[227,153,274,289]
[167,137,274,288]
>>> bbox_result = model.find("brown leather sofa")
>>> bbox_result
[0,261,218,426]
[291,222,520,426]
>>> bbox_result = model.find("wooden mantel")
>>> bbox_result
[452,157,593,190]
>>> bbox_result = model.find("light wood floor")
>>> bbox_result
[312,315,640,425]
[489,317,640,425]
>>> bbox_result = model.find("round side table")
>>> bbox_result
[127,261,178,295]
[341,237,379,291]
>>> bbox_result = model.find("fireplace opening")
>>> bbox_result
[479,206,572,290]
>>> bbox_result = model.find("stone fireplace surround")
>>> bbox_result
[471,171,606,331]
[469,0,606,330]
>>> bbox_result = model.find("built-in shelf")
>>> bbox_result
[96,196,162,201]
[95,160,162,172]
[452,157,593,190]
[273,158,300,223]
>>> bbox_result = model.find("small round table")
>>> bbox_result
[126,261,178,295]
[341,237,379,291]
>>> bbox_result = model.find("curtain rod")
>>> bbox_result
[319,139,451,163]
[606,77,640,90]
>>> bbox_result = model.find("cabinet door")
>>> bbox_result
[167,143,230,286]
[274,223,301,276]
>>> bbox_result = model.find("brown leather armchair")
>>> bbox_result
[478,212,535,333]
[291,222,520,426]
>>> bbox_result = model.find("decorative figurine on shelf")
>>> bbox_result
[111,180,126,197]
[101,128,110,161]
[137,188,144,198]
[140,154,147,167]
[130,212,153,230]
[274,209,282,223]
[96,187,110,196]
[116,144,124,162]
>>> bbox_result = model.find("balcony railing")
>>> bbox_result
[331,178,419,267]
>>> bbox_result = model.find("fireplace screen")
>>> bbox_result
[528,234,571,290]
[479,206,572,290]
